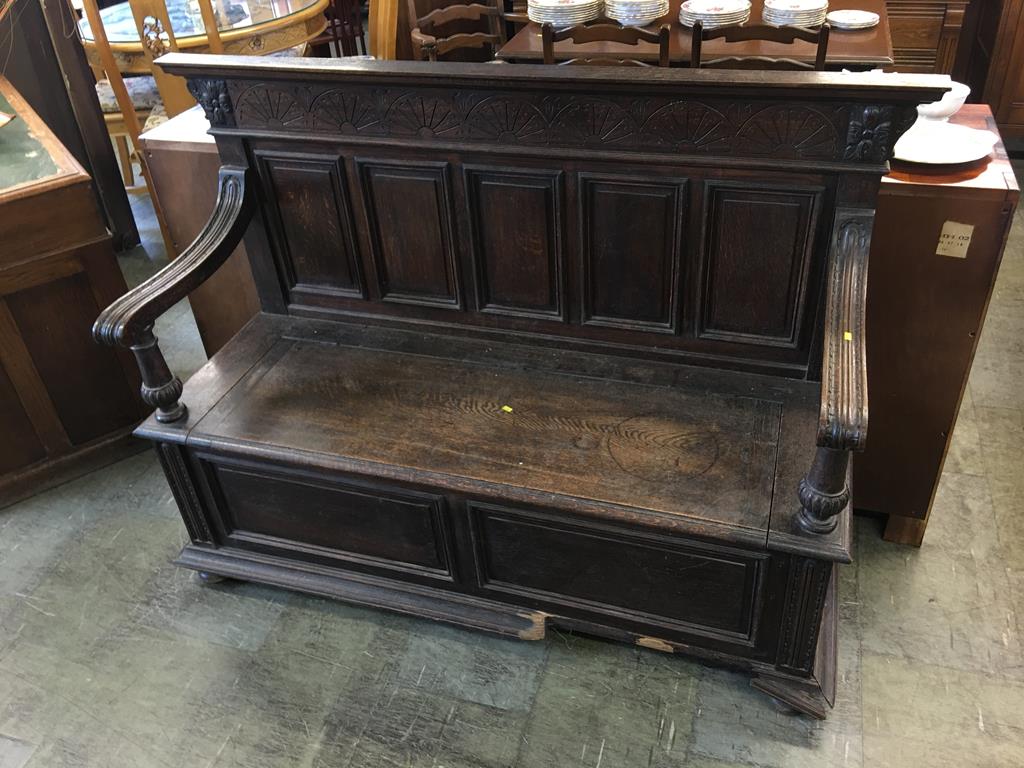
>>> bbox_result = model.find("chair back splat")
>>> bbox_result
[691,19,831,70]
[95,53,949,719]
[542,21,670,66]
[408,0,506,60]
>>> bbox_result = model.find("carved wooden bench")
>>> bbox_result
[95,55,945,717]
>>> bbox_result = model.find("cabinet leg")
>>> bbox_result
[883,514,927,547]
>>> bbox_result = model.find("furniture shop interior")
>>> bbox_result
[0,0,1022,764]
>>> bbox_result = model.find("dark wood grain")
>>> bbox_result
[465,167,565,319]
[854,107,1020,545]
[96,54,950,717]
[0,78,145,506]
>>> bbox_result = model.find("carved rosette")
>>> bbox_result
[187,78,235,127]
[843,105,893,163]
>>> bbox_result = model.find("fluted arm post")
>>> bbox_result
[93,166,255,423]
[797,209,872,535]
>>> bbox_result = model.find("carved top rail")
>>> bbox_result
[163,54,948,169]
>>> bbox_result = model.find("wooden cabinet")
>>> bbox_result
[140,107,259,357]
[886,0,969,72]
[854,105,1019,545]
[0,78,146,507]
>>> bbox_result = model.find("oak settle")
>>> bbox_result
[93,55,948,717]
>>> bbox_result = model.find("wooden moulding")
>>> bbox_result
[93,56,951,717]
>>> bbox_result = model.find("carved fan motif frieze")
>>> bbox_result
[383,94,462,138]
[465,98,548,143]
[737,105,839,158]
[235,85,307,129]
[211,78,901,164]
[549,99,638,145]
[309,91,381,133]
[641,101,731,152]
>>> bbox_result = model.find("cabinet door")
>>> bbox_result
[0,238,143,475]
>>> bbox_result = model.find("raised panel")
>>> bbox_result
[0,359,45,473]
[700,183,822,347]
[209,460,455,580]
[470,503,763,640]
[580,175,685,333]
[465,167,565,320]
[359,160,461,308]
[260,154,364,299]
[6,273,137,445]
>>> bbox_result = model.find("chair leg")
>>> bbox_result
[115,135,134,187]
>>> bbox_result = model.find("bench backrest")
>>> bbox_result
[162,56,945,379]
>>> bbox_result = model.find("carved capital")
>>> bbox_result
[188,78,235,127]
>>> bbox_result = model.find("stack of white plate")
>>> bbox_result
[762,0,828,27]
[528,0,604,25]
[678,0,751,29]
[824,9,879,29]
[606,0,669,26]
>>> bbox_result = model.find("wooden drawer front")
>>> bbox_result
[470,503,764,642]
[209,462,454,581]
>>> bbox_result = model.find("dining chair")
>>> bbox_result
[408,0,506,61]
[541,21,670,67]
[369,0,399,58]
[309,0,368,56]
[690,21,830,70]
[80,0,175,255]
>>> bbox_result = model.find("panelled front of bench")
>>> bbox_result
[96,57,948,717]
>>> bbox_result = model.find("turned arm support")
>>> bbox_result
[93,165,255,422]
[797,209,873,535]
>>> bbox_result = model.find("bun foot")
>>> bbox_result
[197,571,231,584]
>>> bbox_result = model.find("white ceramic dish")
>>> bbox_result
[916,81,971,121]
[893,121,997,165]
[825,9,879,28]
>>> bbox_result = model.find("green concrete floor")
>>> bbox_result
[2,176,1024,768]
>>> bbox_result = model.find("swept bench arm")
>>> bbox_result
[797,210,873,535]
[93,166,255,423]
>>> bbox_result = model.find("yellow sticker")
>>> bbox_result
[501,405,514,413]
[843,331,853,341]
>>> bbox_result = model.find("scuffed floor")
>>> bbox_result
[1,179,1023,767]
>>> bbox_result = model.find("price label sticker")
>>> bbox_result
[936,221,974,259]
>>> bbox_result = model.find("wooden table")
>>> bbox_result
[496,0,894,67]
[0,78,147,508]
[78,0,329,74]
[855,104,1019,545]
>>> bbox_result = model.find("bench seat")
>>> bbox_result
[138,313,848,715]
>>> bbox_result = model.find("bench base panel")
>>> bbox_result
[174,534,838,718]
